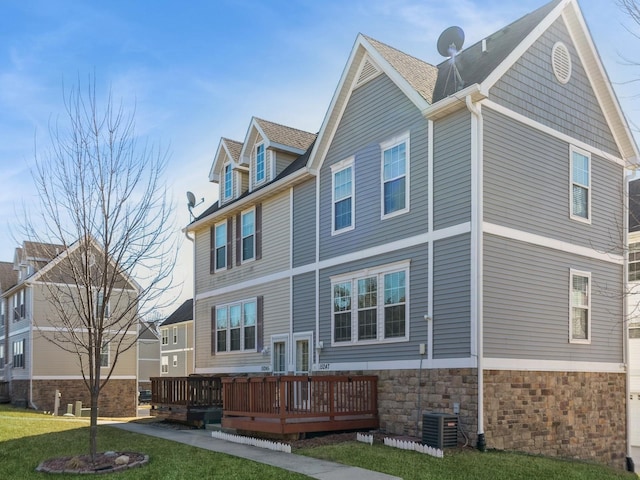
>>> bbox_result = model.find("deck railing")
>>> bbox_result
[222,375,378,435]
[151,376,222,408]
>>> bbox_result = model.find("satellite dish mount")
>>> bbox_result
[187,191,204,220]
[437,26,465,93]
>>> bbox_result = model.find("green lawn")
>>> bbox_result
[0,405,636,479]
[0,405,308,479]
[296,442,637,480]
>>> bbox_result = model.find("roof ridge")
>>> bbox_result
[254,117,316,136]
[361,34,437,68]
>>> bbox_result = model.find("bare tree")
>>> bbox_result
[22,78,176,461]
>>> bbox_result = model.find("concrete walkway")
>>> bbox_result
[104,421,401,480]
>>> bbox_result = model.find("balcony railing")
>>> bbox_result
[222,375,379,435]
[151,376,223,407]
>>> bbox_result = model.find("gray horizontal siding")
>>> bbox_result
[293,271,316,334]
[293,179,316,268]
[491,18,620,157]
[484,107,624,256]
[433,109,472,230]
[433,234,471,358]
[484,234,623,363]
[319,73,429,261]
[318,245,429,364]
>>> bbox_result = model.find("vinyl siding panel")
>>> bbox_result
[433,109,472,230]
[433,234,471,358]
[194,190,291,295]
[293,179,316,268]
[491,18,620,157]
[194,278,289,370]
[484,234,623,363]
[318,73,429,261]
[484,107,624,255]
[292,271,316,334]
[275,151,298,177]
[317,245,429,364]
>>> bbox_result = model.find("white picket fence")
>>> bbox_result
[356,432,374,445]
[383,437,443,458]
[211,431,292,453]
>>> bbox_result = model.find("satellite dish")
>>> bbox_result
[186,191,196,209]
[437,26,465,57]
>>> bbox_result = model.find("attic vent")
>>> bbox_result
[551,42,571,84]
[355,56,381,88]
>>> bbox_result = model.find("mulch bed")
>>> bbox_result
[36,452,148,475]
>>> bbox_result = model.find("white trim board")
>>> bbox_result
[484,222,623,265]
[483,357,624,373]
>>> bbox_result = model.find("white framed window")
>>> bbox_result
[12,339,24,368]
[271,334,289,374]
[331,261,410,345]
[215,299,257,353]
[381,132,410,218]
[241,209,256,262]
[161,356,168,374]
[223,163,233,201]
[0,344,4,366]
[569,269,591,344]
[331,157,354,234]
[100,342,109,367]
[0,301,5,325]
[172,354,178,367]
[172,326,178,344]
[630,242,640,282]
[214,221,228,271]
[161,328,168,346]
[255,143,265,184]
[570,146,591,223]
[96,291,110,318]
[13,290,25,321]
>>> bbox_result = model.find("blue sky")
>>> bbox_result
[1,0,637,316]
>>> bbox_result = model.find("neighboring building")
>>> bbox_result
[0,240,139,417]
[160,299,194,377]
[0,261,19,402]
[186,0,637,469]
[137,320,160,391]
[627,178,640,449]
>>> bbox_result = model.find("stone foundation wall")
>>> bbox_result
[484,370,627,469]
[28,379,137,417]
[9,380,29,407]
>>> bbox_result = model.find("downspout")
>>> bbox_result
[466,95,485,451]
[184,230,196,375]
[624,173,634,473]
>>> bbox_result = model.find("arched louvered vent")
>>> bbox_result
[355,56,382,88]
[551,42,571,85]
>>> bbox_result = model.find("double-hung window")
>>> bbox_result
[161,356,168,374]
[255,144,265,184]
[215,299,257,353]
[100,342,109,367]
[13,290,25,321]
[331,158,354,234]
[570,146,590,222]
[569,269,590,343]
[331,261,409,345]
[12,340,25,368]
[161,329,168,346]
[241,209,255,262]
[381,133,409,217]
[173,326,178,344]
[214,221,228,271]
[96,291,110,318]
[0,344,4,366]
[630,242,640,282]
[223,163,233,201]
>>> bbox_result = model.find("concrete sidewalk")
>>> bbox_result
[104,421,401,480]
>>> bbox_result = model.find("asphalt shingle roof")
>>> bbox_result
[222,138,243,162]
[162,298,193,326]
[0,261,17,291]
[254,118,316,151]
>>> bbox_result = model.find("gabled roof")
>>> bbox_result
[209,137,244,183]
[0,261,18,292]
[161,298,193,326]
[254,118,317,153]
[22,241,65,261]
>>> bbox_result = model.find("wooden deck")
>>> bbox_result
[222,375,379,435]
[150,376,223,425]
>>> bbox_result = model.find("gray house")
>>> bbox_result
[160,299,194,377]
[186,0,637,469]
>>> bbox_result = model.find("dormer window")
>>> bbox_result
[223,163,233,201]
[255,144,265,184]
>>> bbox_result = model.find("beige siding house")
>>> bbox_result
[160,299,194,377]
[0,241,139,417]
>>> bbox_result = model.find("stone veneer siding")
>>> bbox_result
[484,370,627,469]
[11,379,137,417]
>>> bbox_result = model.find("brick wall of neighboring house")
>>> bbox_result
[10,379,29,407]
[29,379,137,417]
[484,370,627,470]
